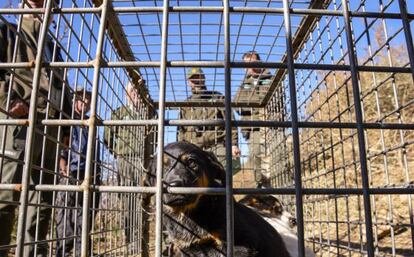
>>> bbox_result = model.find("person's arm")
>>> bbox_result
[61,85,73,117]
[230,110,241,156]
[196,130,219,148]
[59,157,68,176]
[0,22,9,109]
[59,138,69,176]
[177,109,187,141]
[0,23,29,117]
[230,109,238,146]
[103,110,117,154]
[94,135,102,186]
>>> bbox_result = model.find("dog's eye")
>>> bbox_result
[187,158,199,170]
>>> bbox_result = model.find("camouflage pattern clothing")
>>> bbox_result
[234,70,273,185]
[234,69,273,137]
[104,105,141,157]
[104,105,142,244]
[178,90,240,173]
[0,18,71,257]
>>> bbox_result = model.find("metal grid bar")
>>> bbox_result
[267,0,414,256]
[282,0,305,256]
[340,0,374,255]
[154,0,169,256]
[79,0,108,255]
[223,0,234,255]
[14,1,55,256]
[0,0,413,257]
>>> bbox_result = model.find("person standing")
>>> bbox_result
[104,82,142,245]
[55,87,100,257]
[234,51,273,187]
[178,67,241,173]
[0,1,71,256]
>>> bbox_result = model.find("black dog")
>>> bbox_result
[145,141,291,257]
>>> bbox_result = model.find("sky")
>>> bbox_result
[2,0,412,155]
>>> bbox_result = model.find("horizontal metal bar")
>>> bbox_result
[1,61,410,74]
[0,62,35,68]
[161,101,263,108]
[1,184,413,195]
[0,7,101,14]
[1,119,413,130]
[3,6,409,20]
[0,119,29,126]
[41,119,90,126]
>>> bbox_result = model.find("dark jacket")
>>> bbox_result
[0,18,72,118]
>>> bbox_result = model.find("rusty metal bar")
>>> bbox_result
[79,0,109,255]
[154,0,170,256]
[14,0,55,256]
[2,184,413,196]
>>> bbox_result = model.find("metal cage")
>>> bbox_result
[0,0,413,256]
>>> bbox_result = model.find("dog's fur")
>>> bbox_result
[145,141,291,257]
[239,195,316,257]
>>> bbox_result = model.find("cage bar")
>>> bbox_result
[0,0,413,257]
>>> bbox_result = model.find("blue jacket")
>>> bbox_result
[61,116,101,182]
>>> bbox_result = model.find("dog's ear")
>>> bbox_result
[143,157,156,187]
[204,150,226,186]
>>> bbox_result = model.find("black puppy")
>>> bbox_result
[145,141,291,257]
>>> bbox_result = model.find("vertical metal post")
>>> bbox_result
[281,0,305,256]
[398,0,414,82]
[341,0,374,256]
[80,0,109,256]
[15,1,55,256]
[155,0,169,256]
[223,0,234,256]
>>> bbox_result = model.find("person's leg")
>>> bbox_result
[24,126,57,257]
[249,131,267,187]
[205,144,223,169]
[73,188,89,257]
[0,115,23,257]
[87,187,100,257]
[73,179,100,257]
[55,180,76,257]
[117,156,133,246]
[73,202,82,257]
[0,151,23,257]
[209,144,240,174]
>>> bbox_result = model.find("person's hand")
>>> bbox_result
[59,158,68,176]
[10,99,29,118]
[232,145,241,157]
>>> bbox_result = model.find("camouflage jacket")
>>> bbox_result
[104,105,141,156]
[233,70,273,138]
[177,91,238,148]
[0,18,71,118]
[234,69,273,117]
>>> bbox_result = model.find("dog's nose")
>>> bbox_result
[289,217,297,227]
[167,180,183,187]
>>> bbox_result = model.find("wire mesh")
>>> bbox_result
[0,0,412,257]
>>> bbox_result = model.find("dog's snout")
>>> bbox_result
[167,180,183,187]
